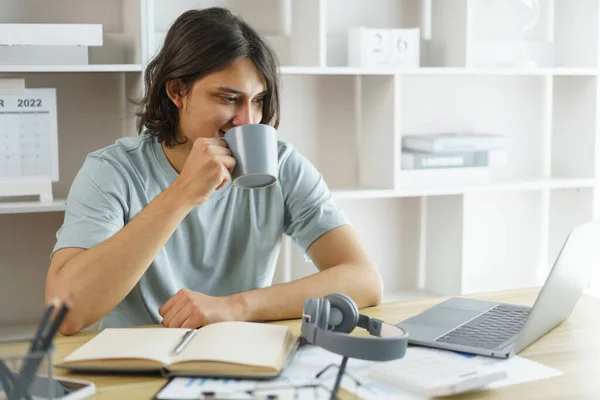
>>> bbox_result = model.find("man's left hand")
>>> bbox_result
[159,289,245,328]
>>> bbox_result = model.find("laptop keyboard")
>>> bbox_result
[435,304,531,350]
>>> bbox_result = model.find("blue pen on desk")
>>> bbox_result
[172,329,198,356]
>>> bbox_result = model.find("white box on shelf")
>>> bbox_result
[0,89,59,203]
[348,27,420,68]
[0,46,89,65]
[0,23,103,46]
[389,28,420,67]
[348,27,390,67]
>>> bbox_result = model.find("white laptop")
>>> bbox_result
[397,220,600,358]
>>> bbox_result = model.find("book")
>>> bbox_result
[402,133,511,153]
[56,322,297,379]
[402,150,489,170]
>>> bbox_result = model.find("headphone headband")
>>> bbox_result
[301,294,409,362]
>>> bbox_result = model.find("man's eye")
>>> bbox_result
[254,97,265,104]
[222,96,237,103]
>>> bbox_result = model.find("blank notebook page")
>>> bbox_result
[170,322,289,369]
[63,328,188,365]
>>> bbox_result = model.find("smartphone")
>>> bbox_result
[0,374,95,400]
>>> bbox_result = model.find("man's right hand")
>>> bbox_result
[174,138,236,205]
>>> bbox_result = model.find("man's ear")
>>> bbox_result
[165,79,189,109]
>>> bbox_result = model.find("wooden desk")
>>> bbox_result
[7,288,600,399]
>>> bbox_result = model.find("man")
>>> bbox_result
[45,7,382,335]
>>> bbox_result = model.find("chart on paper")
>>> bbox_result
[156,377,331,400]
[0,89,58,181]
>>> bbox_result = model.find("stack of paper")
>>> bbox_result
[155,345,562,400]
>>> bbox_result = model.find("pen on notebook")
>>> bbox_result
[172,329,198,355]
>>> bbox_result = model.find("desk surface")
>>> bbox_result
[5,288,600,399]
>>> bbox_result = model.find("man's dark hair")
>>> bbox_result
[136,7,281,147]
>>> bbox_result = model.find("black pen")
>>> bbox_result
[172,329,198,356]
[30,298,58,352]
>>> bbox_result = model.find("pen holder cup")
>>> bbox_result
[0,338,54,400]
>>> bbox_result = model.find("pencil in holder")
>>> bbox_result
[0,338,54,400]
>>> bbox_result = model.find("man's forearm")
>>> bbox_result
[47,183,196,332]
[233,263,383,323]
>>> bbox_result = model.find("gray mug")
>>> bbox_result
[222,124,278,189]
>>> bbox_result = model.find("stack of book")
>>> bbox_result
[401,133,511,170]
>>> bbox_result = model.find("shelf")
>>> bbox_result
[0,199,66,214]
[280,66,397,75]
[0,178,590,213]
[398,67,599,76]
[2,65,590,75]
[332,177,595,199]
[0,64,143,73]
[398,177,596,196]
[279,66,599,76]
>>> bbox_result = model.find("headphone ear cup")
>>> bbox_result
[324,294,359,333]
[316,298,331,330]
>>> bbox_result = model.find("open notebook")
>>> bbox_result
[56,322,297,379]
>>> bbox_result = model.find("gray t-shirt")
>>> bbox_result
[53,135,348,328]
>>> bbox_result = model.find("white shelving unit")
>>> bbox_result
[280,66,600,76]
[0,200,66,215]
[1,0,599,332]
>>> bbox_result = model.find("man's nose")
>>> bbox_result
[232,104,253,126]
[232,102,262,126]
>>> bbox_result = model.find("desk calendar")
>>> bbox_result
[0,88,58,202]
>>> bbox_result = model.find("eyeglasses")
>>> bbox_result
[196,361,368,400]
